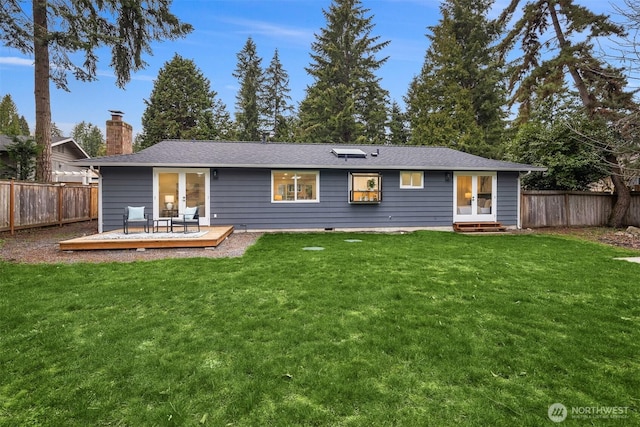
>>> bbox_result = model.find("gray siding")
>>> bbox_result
[211,168,453,230]
[100,167,522,231]
[102,167,153,231]
[52,144,85,173]
[497,171,519,226]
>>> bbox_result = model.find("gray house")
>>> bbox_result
[78,139,544,233]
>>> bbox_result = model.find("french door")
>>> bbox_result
[153,168,209,225]
[453,172,496,222]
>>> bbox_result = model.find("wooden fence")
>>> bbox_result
[521,190,640,228]
[0,180,98,234]
[2,182,638,232]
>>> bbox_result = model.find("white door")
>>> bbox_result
[153,168,210,225]
[453,172,496,222]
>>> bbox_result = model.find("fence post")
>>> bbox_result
[9,179,15,235]
[58,184,64,226]
[564,192,570,227]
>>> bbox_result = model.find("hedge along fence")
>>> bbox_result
[521,190,640,228]
[0,180,98,234]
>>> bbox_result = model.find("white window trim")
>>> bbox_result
[271,170,320,203]
[399,171,424,189]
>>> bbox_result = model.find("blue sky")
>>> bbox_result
[0,0,627,138]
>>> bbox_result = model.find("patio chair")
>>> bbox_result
[123,206,151,234]
[171,206,200,233]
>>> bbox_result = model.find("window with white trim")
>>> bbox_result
[272,170,319,202]
[400,171,424,189]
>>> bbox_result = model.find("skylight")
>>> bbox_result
[331,148,367,158]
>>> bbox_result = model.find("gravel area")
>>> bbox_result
[0,221,262,264]
[524,226,640,250]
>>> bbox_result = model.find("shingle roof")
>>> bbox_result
[75,140,545,172]
[0,134,24,150]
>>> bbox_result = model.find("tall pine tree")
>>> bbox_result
[233,37,264,141]
[71,122,104,157]
[0,94,29,135]
[498,0,635,226]
[406,0,506,157]
[299,0,390,144]
[0,0,191,182]
[387,101,409,145]
[140,54,232,148]
[262,49,294,141]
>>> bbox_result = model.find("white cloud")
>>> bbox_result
[131,74,155,82]
[219,17,314,43]
[95,69,155,82]
[0,56,33,67]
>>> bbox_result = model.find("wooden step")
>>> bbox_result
[453,222,507,232]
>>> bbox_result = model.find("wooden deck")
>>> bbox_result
[59,226,234,251]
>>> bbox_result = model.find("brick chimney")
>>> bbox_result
[106,110,133,155]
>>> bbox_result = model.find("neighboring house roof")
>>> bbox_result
[0,135,90,159]
[75,140,546,172]
[52,136,91,159]
[0,134,24,151]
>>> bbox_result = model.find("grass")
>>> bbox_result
[1,231,639,426]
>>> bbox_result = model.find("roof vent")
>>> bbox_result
[331,148,367,158]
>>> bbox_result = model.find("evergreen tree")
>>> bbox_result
[50,122,63,138]
[406,0,506,157]
[262,49,294,141]
[498,0,636,227]
[279,115,301,142]
[4,136,39,180]
[211,99,236,141]
[387,101,409,145]
[0,1,191,181]
[19,116,29,135]
[299,0,390,144]
[71,121,105,157]
[506,98,609,190]
[233,37,264,141]
[140,54,233,148]
[0,94,28,135]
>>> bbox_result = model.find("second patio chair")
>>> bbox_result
[171,206,200,233]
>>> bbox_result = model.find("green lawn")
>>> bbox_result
[1,231,639,426]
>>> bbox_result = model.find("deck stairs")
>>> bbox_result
[453,222,507,233]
